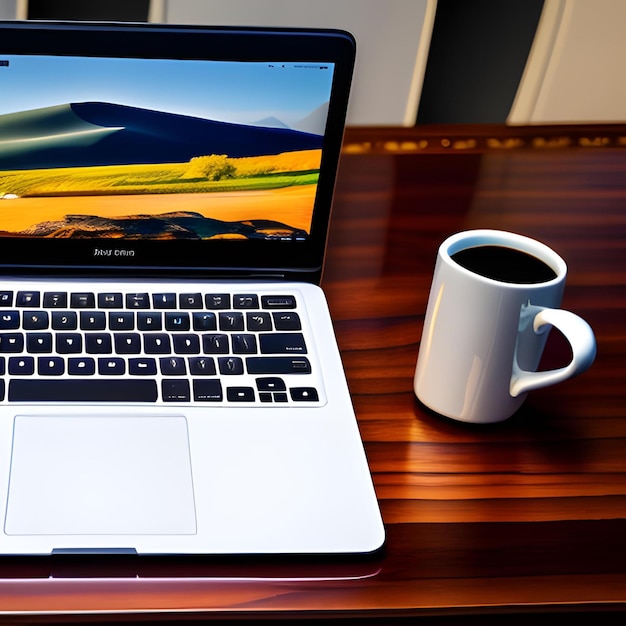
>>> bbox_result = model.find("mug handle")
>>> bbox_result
[510,306,597,398]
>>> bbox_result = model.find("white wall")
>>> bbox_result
[509,0,626,124]
[152,0,436,126]
[0,0,19,19]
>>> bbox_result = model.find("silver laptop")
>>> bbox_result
[0,20,384,557]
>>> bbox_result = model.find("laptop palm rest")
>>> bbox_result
[5,415,196,537]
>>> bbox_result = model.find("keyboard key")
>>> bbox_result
[0,292,13,307]
[43,292,68,308]
[80,311,106,330]
[137,312,162,331]
[98,293,123,308]
[109,312,135,330]
[218,357,244,375]
[179,293,203,309]
[22,311,49,330]
[256,377,287,392]
[232,334,257,354]
[290,387,319,402]
[227,387,255,402]
[205,294,230,309]
[126,293,150,309]
[160,357,187,376]
[0,311,20,330]
[162,379,190,402]
[52,311,77,330]
[261,295,297,309]
[152,293,177,309]
[189,357,216,376]
[193,379,222,401]
[173,334,200,354]
[192,312,217,331]
[246,357,311,374]
[0,333,24,353]
[272,312,301,331]
[9,357,34,376]
[98,358,126,375]
[26,333,53,353]
[129,358,157,376]
[68,358,95,375]
[9,379,158,402]
[17,291,40,307]
[202,334,229,354]
[144,333,171,354]
[85,333,113,354]
[233,294,259,309]
[165,312,190,331]
[259,333,307,354]
[70,293,95,308]
[56,333,82,354]
[219,312,244,331]
[246,312,272,332]
[38,357,65,376]
[114,333,141,354]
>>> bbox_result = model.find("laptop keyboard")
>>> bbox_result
[0,288,322,405]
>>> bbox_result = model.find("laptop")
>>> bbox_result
[0,20,384,557]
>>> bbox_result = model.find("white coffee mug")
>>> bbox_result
[414,230,597,423]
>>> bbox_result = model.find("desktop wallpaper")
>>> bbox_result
[0,55,334,240]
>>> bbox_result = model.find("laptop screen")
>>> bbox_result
[0,55,333,241]
[0,22,355,279]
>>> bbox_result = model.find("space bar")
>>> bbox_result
[9,379,158,402]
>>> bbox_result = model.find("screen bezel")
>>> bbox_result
[0,21,355,281]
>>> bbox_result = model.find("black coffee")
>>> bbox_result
[451,245,558,284]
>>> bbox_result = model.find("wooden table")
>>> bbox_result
[1,125,625,623]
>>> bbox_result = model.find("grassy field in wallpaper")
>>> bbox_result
[0,149,321,198]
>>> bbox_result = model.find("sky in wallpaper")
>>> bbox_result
[0,54,334,127]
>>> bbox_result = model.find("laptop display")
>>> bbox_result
[0,22,354,277]
[0,55,333,242]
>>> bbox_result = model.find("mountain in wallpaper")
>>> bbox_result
[0,102,325,170]
[15,212,308,240]
[255,101,329,135]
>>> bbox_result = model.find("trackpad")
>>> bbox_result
[5,415,196,536]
